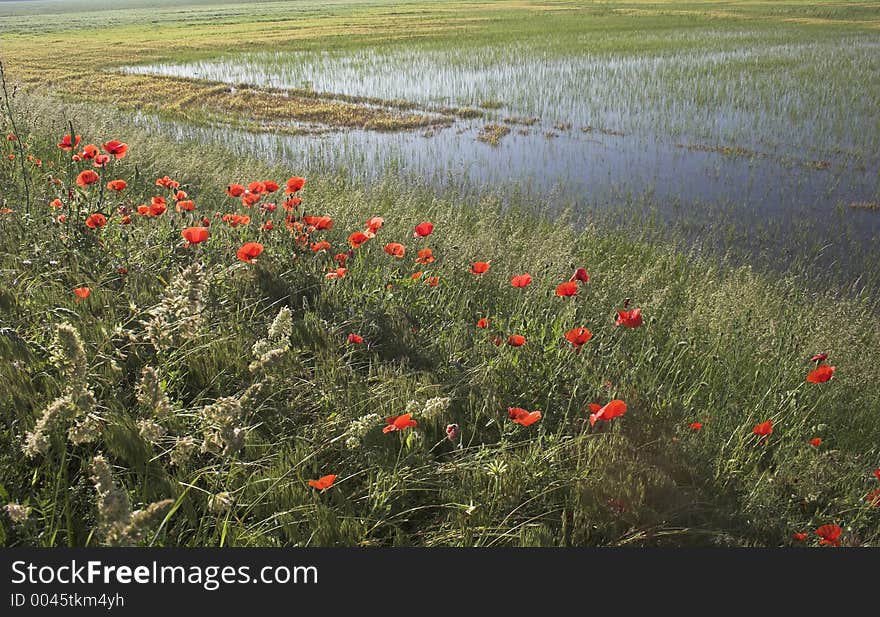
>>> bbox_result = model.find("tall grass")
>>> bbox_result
[1,90,878,547]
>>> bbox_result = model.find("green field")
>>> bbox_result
[1,1,879,547]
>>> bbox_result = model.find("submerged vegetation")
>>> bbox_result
[0,0,879,547]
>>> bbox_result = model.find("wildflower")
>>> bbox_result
[81,144,99,159]
[107,179,127,191]
[226,183,245,197]
[156,176,180,189]
[809,437,822,447]
[866,488,880,507]
[58,134,81,150]
[349,231,370,248]
[616,308,643,328]
[689,422,703,431]
[308,475,337,491]
[325,268,347,280]
[507,407,542,427]
[383,413,418,433]
[416,248,435,264]
[384,242,406,258]
[752,419,773,437]
[810,352,828,363]
[476,318,489,329]
[3,503,30,524]
[102,140,128,158]
[425,276,439,287]
[366,216,384,232]
[176,200,195,212]
[470,261,490,275]
[570,267,590,283]
[200,396,245,456]
[73,287,91,301]
[170,436,197,467]
[564,327,592,349]
[588,399,627,426]
[815,524,842,547]
[93,154,111,168]
[507,334,526,347]
[792,532,808,542]
[511,273,532,288]
[50,198,63,209]
[285,176,306,194]
[181,226,209,245]
[347,333,364,344]
[311,240,331,252]
[422,397,451,422]
[303,215,333,230]
[76,170,100,187]
[236,242,264,263]
[806,365,835,383]
[446,423,460,442]
[263,180,279,193]
[556,281,578,297]
[414,221,434,238]
[411,271,423,280]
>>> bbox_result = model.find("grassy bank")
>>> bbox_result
[1,89,878,546]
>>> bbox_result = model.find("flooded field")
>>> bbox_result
[121,35,880,279]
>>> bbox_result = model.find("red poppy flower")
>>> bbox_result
[262,220,274,231]
[470,261,490,275]
[689,422,703,431]
[58,134,81,151]
[93,154,111,168]
[334,253,348,265]
[349,231,369,249]
[173,190,188,201]
[311,240,331,252]
[874,469,880,482]
[570,267,590,283]
[366,216,384,232]
[308,474,336,491]
[73,287,91,300]
[589,399,627,426]
[80,144,99,160]
[809,437,822,447]
[242,193,261,207]
[511,274,532,288]
[75,170,100,187]
[226,184,245,197]
[384,242,405,258]
[476,318,489,329]
[347,333,364,344]
[263,180,279,193]
[425,276,439,287]
[752,419,773,437]
[564,327,592,349]
[303,215,333,231]
[792,532,808,542]
[285,176,306,194]
[102,140,128,158]
[866,488,880,507]
[810,352,828,363]
[806,365,835,383]
[507,407,542,427]
[616,308,643,328]
[383,413,418,433]
[325,268,347,280]
[507,334,526,347]
[236,242,264,263]
[176,200,195,212]
[555,281,578,297]
[247,181,266,195]
[411,271,423,280]
[49,199,63,209]
[815,524,842,547]
[414,221,434,238]
[84,213,107,229]
[106,179,127,191]
[156,176,180,189]
[416,248,435,264]
[181,227,209,245]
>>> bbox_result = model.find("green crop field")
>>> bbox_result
[0,1,878,547]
